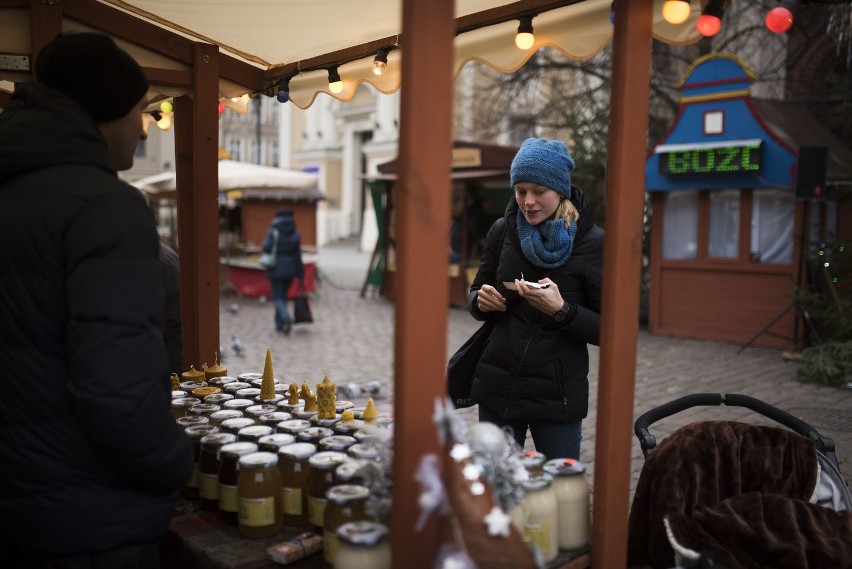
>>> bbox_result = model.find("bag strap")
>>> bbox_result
[270,228,279,256]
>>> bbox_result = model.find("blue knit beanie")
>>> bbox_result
[510,138,575,198]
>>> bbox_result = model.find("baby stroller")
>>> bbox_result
[626,393,852,569]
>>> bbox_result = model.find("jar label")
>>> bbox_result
[324,533,339,563]
[199,473,218,500]
[282,487,302,515]
[524,522,553,558]
[307,496,326,527]
[186,464,199,488]
[219,484,238,512]
[239,496,276,527]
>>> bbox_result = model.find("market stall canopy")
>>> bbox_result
[131,160,321,200]
[0,0,701,109]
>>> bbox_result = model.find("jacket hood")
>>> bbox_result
[504,183,595,239]
[0,83,113,184]
[272,214,296,236]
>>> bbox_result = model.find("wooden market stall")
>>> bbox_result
[0,1,700,567]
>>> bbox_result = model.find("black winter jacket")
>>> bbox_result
[262,214,304,281]
[0,83,194,554]
[468,186,603,423]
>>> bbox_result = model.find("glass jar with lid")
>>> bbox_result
[183,424,220,499]
[543,458,590,550]
[189,403,221,418]
[218,441,258,525]
[238,372,264,384]
[245,404,278,419]
[521,450,547,474]
[237,425,274,443]
[319,435,357,453]
[307,451,348,532]
[334,521,390,569]
[198,432,238,511]
[257,394,285,405]
[257,433,296,453]
[223,398,255,413]
[258,411,292,428]
[277,399,304,414]
[277,419,312,436]
[278,442,317,526]
[323,484,371,565]
[347,443,379,461]
[176,415,209,428]
[297,426,334,446]
[207,375,237,389]
[171,397,201,420]
[235,387,262,400]
[223,381,252,394]
[520,472,559,562]
[180,380,207,394]
[204,392,234,406]
[210,409,243,426]
[237,451,283,538]
[335,459,368,487]
[334,419,365,437]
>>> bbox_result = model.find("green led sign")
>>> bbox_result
[659,142,762,175]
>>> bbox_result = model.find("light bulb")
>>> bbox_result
[696,14,721,36]
[662,0,691,25]
[515,32,535,50]
[372,59,387,76]
[765,6,793,33]
[159,100,173,113]
[327,67,343,94]
[156,112,173,131]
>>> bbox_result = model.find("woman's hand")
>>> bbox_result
[476,284,507,313]
[516,278,563,315]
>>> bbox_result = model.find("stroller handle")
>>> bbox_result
[634,393,837,467]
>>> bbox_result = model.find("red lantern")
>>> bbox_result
[765,6,793,33]
[696,14,721,37]
[218,102,225,116]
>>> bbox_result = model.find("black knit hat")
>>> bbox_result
[36,32,149,124]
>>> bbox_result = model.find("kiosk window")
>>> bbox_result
[708,190,740,258]
[751,189,793,264]
[662,190,698,260]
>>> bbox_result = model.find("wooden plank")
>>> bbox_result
[391,0,455,567]
[591,0,652,567]
[28,0,61,63]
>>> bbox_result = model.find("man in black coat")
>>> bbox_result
[0,32,193,568]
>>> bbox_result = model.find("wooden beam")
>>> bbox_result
[591,0,653,567]
[391,0,455,567]
[174,42,220,372]
[28,0,62,68]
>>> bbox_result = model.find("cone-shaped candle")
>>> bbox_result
[181,365,205,383]
[260,348,276,401]
[302,382,317,411]
[363,397,378,424]
[316,374,337,420]
[287,382,300,404]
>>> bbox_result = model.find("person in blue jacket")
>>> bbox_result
[468,138,604,460]
[0,32,193,568]
[262,209,305,335]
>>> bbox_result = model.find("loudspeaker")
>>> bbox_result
[796,145,828,199]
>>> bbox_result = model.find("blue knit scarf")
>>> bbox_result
[516,209,577,269]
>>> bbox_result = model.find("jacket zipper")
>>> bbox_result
[557,360,568,412]
[502,311,538,419]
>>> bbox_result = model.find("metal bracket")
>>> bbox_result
[0,55,30,71]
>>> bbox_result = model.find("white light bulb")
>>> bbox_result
[328,80,343,94]
[372,60,387,76]
[515,32,535,50]
[662,0,691,25]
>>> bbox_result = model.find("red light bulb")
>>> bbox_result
[218,102,225,116]
[696,14,721,37]
[765,6,793,33]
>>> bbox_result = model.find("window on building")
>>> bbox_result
[271,141,279,167]
[662,190,698,260]
[751,189,794,264]
[228,139,241,162]
[708,189,740,258]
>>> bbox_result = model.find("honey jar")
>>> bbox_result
[543,458,590,550]
[223,381,252,394]
[297,427,334,446]
[198,432,238,511]
[171,397,201,420]
[209,409,243,426]
[521,450,547,474]
[307,451,348,532]
[520,473,558,562]
[323,484,370,565]
[183,424,220,499]
[217,441,258,525]
[258,411,292,428]
[319,435,357,453]
[334,521,390,569]
[235,387,262,400]
[180,380,207,394]
[189,403,221,418]
[238,372,264,383]
[245,404,278,419]
[176,415,209,428]
[257,433,296,453]
[223,398,255,413]
[347,443,379,461]
[237,425,274,443]
[277,419,312,436]
[278,442,317,526]
[237,451,283,538]
[207,375,238,389]
[204,393,234,405]
[221,417,256,435]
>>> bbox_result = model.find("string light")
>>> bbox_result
[765,0,796,33]
[696,0,725,37]
[327,66,343,94]
[276,77,290,103]
[662,0,691,25]
[515,14,535,50]
[372,48,389,76]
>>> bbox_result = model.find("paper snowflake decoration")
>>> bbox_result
[450,443,472,462]
[483,506,512,538]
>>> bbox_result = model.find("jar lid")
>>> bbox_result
[221,417,256,431]
[308,450,348,469]
[335,459,367,481]
[172,390,187,399]
[293,409,318,420]
[223,398,254,409]
[258,411,292,425]
[200,432,238,450]
[277,419,312,434]
[319,435,357,451]
[278,442,318,460]
[246,404,278,416]
[257,394,285,405]
[297,427,334,442]
[521,450,547,470]
[337,521,389,547]
[210,409,243,422]
[277,400,305,412]
[258,433,296,451]
[239,451,278,469]
[543,458,587,477]
[204,393,234,404]
[189,403,221,415]
[207,375,238,387]
[335,400,355,412]
[219,441,258,458]
[521,472,553,491]
[184,424,220,439]
[180,380,207,391]
[235,388,262,398]
[238,425,274,441]
[223,381,252,393]
[172,397,201,408]
[238,372,264,382]
[347,443,379,460]
[177,415,210,427]
[326,484,370,504]
[335,419,365,435]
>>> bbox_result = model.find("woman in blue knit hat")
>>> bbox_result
[467,137,603,460]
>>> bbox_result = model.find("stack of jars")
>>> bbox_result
[173,373,392,567]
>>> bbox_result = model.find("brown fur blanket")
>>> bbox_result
[627,421,851,568]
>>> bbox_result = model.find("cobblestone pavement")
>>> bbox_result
[218,240,852,500]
